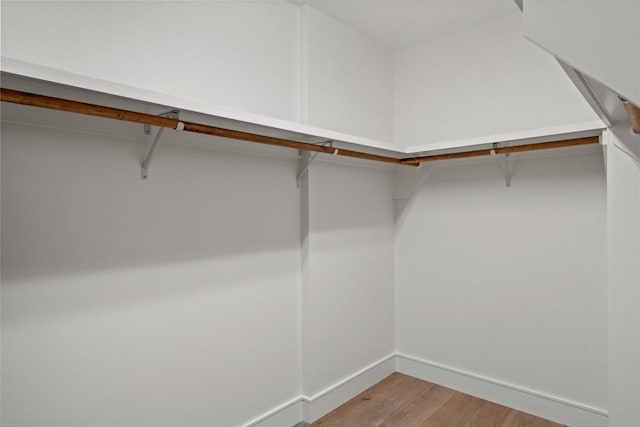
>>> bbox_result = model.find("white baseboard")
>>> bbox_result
[244,397,303,427]
[248,353,608,427]
[246,354,395,427]
[301,354,396,423]
[396,353,608,427]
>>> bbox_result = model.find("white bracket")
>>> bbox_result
[296,140,334,187]
[141,110,183,180]
[490,143,513,187]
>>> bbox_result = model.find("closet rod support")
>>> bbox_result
[141,110,182,180]
[296,141,334,187]
[491,143,512,187]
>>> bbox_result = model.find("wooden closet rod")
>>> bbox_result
[1,88,601,166]
[400,136,600,164]
[0,88,415,167]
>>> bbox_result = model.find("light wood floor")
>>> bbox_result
[312,373,564,427]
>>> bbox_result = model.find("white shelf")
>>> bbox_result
[1,57,606,156]
[1,57,406,155]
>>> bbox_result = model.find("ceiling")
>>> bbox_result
[294,0,519,50]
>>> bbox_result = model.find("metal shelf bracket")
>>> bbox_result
[141,110,183,180]
[296,140,334,187]
[491,143,513,187]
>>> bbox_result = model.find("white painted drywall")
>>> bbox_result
[302,6,394,142]
[606,126,640,427]
[3,2,604,152]
[0,3,622,426]
[523,0,640,106]
[297,0,516,50]
[394,152,607,416]
[0,119,302,426]
[0,1,300,121]
[393,11,600,149]
[302,161,395,400]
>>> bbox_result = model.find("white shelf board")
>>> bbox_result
[1,57,406,154]
[1,57,607,156]
[406,120,606,154]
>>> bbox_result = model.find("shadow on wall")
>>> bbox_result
[1,122,301,280]
[393,150,608,410]
[394,147,605,232]
[1,121,303,317]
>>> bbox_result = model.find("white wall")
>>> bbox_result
[393,11,600,149]
[0,3,620,426]
[606,126,640,427]
[394,151,607,423]
[0,118,302,426]
[302,6,394,142]
[4,2,603,151]
[1,1,300,121]
[302,161,395,399]
[0,89,399,426]
[523,0,640,106]
[1,2,396,145]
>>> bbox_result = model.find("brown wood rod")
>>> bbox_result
[1,88,603,167]
[622,100,640,134]
[0,88,416,167]
[401,136,600,164]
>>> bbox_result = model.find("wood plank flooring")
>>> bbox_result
[312,373,564,427]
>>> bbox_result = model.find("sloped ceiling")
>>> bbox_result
[294,0,518,50]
